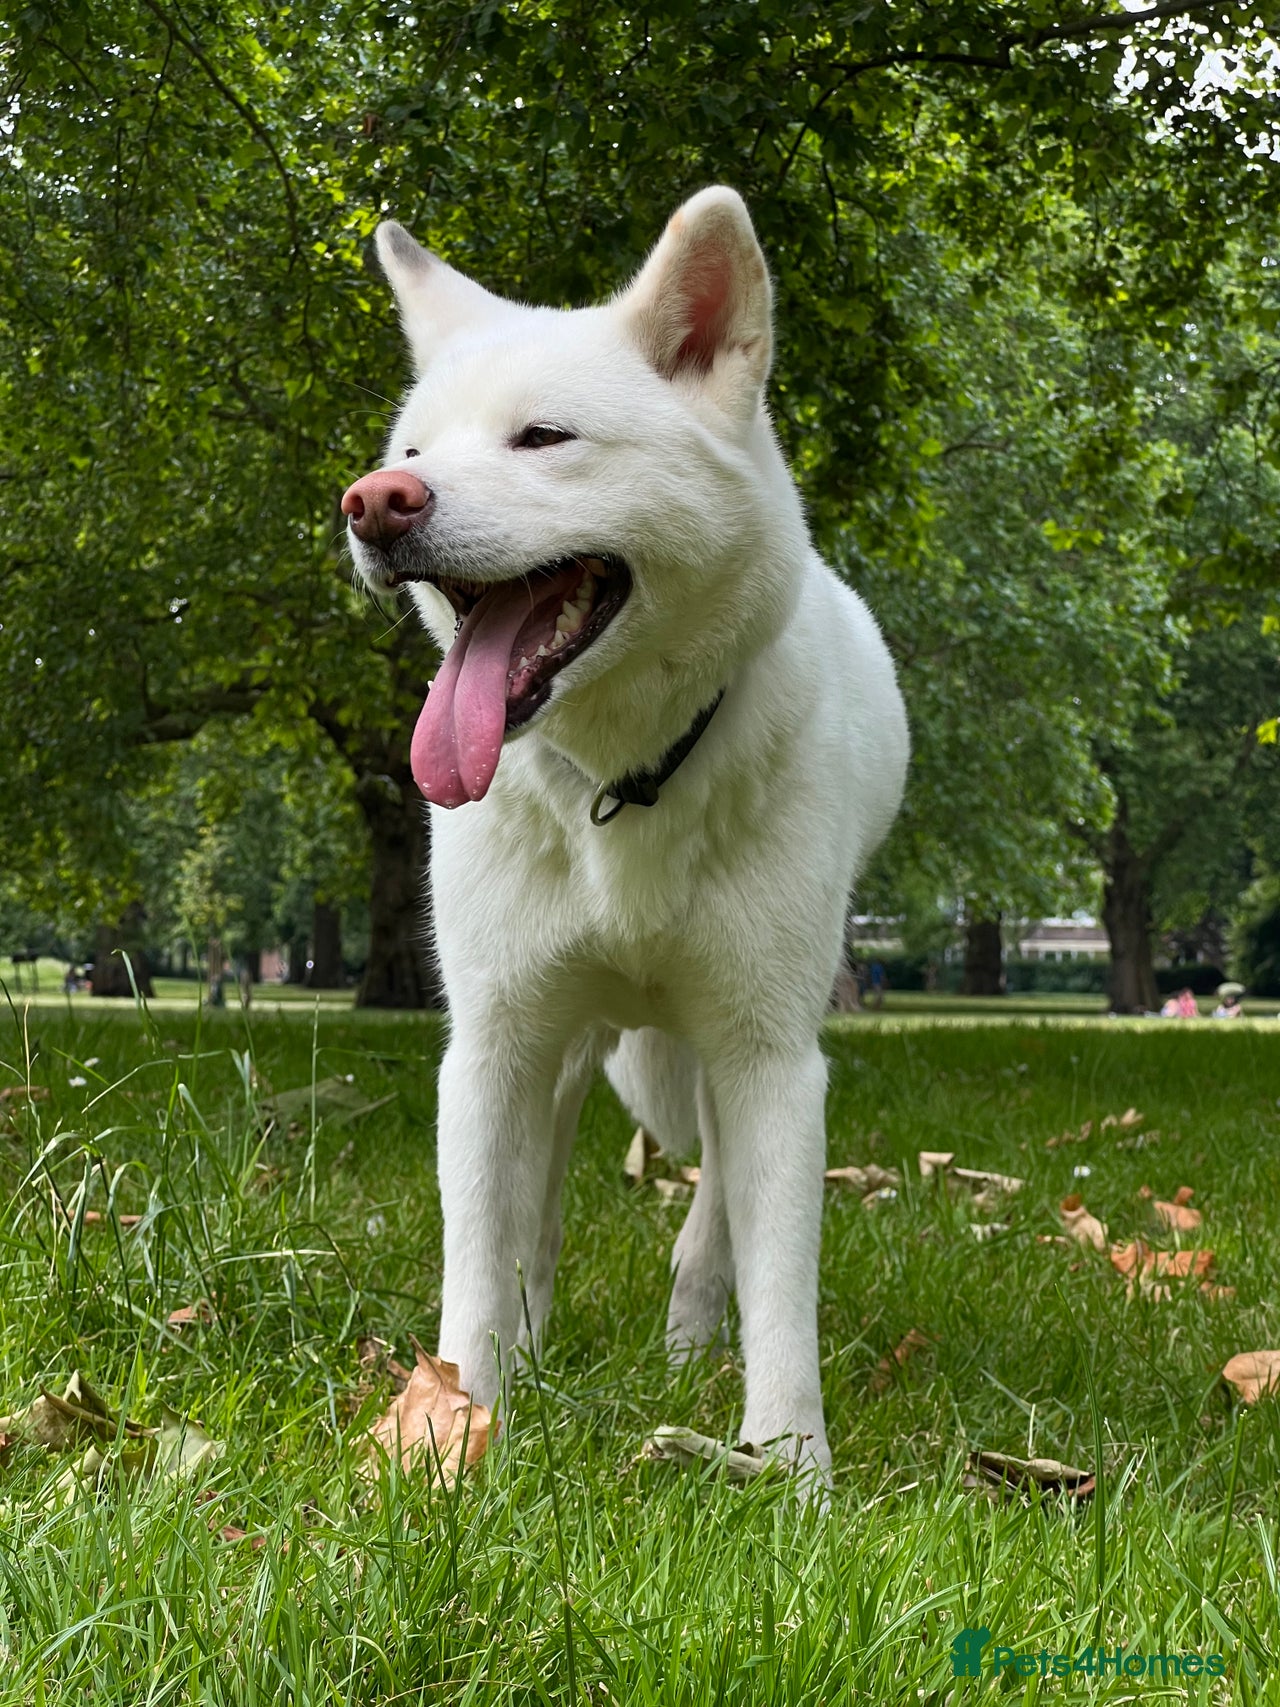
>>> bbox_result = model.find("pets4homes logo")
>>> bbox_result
[950,1626,1226,1681]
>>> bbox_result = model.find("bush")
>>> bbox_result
[1004,958,1109,995]
[1154,962,1227,998]
[1231,876,1280,998]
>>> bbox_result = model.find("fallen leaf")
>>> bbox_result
[825,1163,901,1192]
[0,1371,149,1450]
[869,1327,932,1395]
[167,1301,215,1328]
[357,1335,413,1394]
[678,1165,701,1186]
[1110,1240,1218,1299]
[258,1077,396,1132]
[216,1525,267,1550]
[917,1151,954,1178]
[861,1186,899,1209]
[919,1152,1022,1196]
[0,1086,50,1105]
[641,1425,770,1482]
[1059,1194,1108,1252]
[1154,1189,1202,1233]
[1045,1120,1093,1150]
[623,1126,661,1186]
[365,1337,494,1483]
[155,1408,223,1477]
[1223,1351,1280,1404]
[1137,1184,1154,1200]
[964,1450,1095,1503]
[955,1165,1024,1195]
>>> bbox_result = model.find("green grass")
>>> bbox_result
[1,998,1279,1702]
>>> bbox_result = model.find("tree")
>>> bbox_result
[3,2,1278,1004]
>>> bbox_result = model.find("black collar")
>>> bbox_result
[589,690,725,826]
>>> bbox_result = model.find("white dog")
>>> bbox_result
[343,187,909,1484]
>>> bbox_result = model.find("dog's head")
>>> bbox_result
[344,187,807,807]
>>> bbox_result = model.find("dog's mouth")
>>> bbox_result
[397,554,631,808]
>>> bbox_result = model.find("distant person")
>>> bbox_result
[63,966,79,996]
[869,959,887,1010]
[1177,987,1198,1018]
[1160,995,1180,1018]
[1212,996,1243,1019]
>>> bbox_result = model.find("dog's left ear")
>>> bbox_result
[617,187,773,418]
[376,221,505,373]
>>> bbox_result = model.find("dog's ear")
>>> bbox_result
[375,222,503,372]
[617,187,773,418]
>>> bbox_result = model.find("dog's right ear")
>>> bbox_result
[375,222,503,373]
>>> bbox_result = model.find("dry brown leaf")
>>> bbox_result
[1223,1351,1280,1404]
[0,1371,152,1451]
[678,1165,701,1186]
[965,1450,1095,1503]
[1059,1195,1108,1252]
[918,1151,955,1178]
[1154,1189,1202,1233]
[167,1301,215,1328]
[1137,1184,1154,1200]
[366,1337,494,1483]
[1045,1120,1093,1150]
[0,1086,50,1105]
[641,1426,770,1482]
[356,1335,413,1395]
[1200,1284,1236,1302]
[623,1126,661,1186]
[869,1327,932,1395]
[1109,1239,1218,1300]
[215,1524,267,1549]
[824,1163,901,1192]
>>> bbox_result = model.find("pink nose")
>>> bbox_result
[341,468,432,548]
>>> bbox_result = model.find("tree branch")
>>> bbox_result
[136,0,304,266]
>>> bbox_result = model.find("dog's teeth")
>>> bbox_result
[535,644,550,658]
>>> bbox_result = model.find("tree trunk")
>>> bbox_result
[90,903,155,998]
[354,771,442,1008]
[1102,814,1158,1014]
[243,946,262,983]
[307,901,345,988]
[962,917,1004,996]
[286,931,308,983]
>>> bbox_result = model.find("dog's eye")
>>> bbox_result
[514,424,576,449]
[404,448,420,458]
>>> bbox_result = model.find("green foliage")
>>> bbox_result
[3,2,1280,954]
[1231,872,1280,997]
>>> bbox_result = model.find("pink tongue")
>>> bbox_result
[411,569,579,807]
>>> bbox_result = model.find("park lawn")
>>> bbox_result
[0,1002,1278,1703]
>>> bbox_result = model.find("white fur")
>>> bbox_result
[350,188,910,1485]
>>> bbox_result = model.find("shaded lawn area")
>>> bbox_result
[0,1001,1278,1702]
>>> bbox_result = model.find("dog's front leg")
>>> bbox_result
[435,1023,560,1409]
[709,1043,832,1486]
